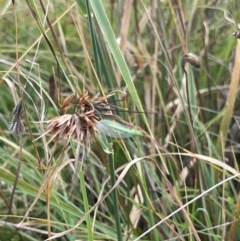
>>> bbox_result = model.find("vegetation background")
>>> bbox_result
[0,0,240,240]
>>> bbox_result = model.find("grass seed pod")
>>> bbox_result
[182,53,200,68]
[233,29,240,39]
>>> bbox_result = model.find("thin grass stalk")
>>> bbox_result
[85,0,102,85]
[79,167,94,241]
[65,1,91,88]
[139,163,160,241]
[46,174,51,237]
[109,143,123,241]
[194,74,205,123]
[228,193,240,241]
[9,136,22,215]
[9,4,24,215]
[135,172,240,241]
[185,67,215,238]
[39,0,64,60]
[216,38,240,156]
[188,68,198,117]
[181,59,198,154]
[39,1,78,94]
[1,2,76,80]
[166,0,185,51]
[85,6,170,238]
[26,0,61,97]
[140,0,196,166]
[45,157,146,240]
[150,20,158,142]
[184,66,194,128]
[89,0,151,130]
[94,22,116,91]
[115,0,132,85]
[156,2,176,135]
[93,26,121,116]
[222,164,226,239]
[124,138,161,240]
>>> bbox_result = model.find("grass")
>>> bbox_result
[1,0,240,240]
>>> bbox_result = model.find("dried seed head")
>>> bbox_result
[182,53,200,68]
[12,99,23,118]
[9,120,25,136]
[39,90,130,149]
[41,91,114,145]
[233,29,240,39]
[60,94,75,114]
[43,113,98,145]
[9,99,25,136]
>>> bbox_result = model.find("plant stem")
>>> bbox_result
[183,66,193,128]
[109,143,123,241]
[80,167,94,241]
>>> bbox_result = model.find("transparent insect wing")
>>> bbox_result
[96,119,142,138]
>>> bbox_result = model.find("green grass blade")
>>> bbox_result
[109,144,123,241]
[88,0,146,123]
[79,168,94,241]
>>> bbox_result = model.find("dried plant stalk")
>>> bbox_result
[181,53,201,128]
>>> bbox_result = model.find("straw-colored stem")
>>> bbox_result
[216,40,240,155]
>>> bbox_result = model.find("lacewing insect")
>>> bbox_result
[96,119,142,138]
[95,119,142,153]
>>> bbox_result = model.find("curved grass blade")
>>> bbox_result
[96,119,142,138]
[88,0,146,119]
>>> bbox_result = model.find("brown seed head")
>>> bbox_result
[233,29,240,39]
[44,113,98,145]
[183,53,200,68]
[9,99,25,136]
[42,91,115,145]
[60,93,75,114]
